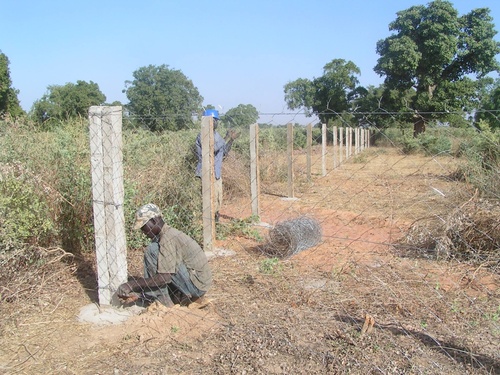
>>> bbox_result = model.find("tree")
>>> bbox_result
[374,0,500,135]
[284,59,362,124]
[32,80,106,123]
[222,104,259,128]
[107,100,123,107]
[350,82,426,130]
[0,50,24,118]
[475,78,500,129]
[124,64,203,131]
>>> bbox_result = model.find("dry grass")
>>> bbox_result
[399,193,500,272]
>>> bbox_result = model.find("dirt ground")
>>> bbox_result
[1,147,499,374]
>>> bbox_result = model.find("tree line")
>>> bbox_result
[1,1,500,134]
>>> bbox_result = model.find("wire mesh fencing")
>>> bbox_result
[263,216,323,258]
[88,106,499,373]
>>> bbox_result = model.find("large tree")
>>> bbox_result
[374,0,500,135]
[284,59,362,124]
[350,84,416,130]
[32,80,106,123]
[222,104,259,128]
[0,51,24,118]
[124,64,203,131]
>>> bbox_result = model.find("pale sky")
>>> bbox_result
[1,0,500,124]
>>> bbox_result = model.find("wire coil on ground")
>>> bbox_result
[264,216,322,258]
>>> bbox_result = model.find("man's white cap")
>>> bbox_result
[133,203,162,230]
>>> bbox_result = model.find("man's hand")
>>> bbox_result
[117,282,133,298]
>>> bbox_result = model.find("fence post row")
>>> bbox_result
[87,108,375,307]
[89,106,127,306]
[323,126,371,173]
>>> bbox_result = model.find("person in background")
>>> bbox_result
[195,109,239,222]
[117,203,212,307]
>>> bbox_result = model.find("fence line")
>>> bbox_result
[78,108,499,373]
[89,108,377,303]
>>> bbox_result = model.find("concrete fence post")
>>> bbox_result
[89,106,127,306]
[333,125,337,169]
[250,123,260,218]
[287,123,294,198]
[200,116,215,252]
[322,123,327,176]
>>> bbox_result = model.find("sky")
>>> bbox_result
[2,0,500,125]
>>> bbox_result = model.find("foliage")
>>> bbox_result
[259,257,282,275]
[122,127,204,244]
[475,78,500,130]
[0,50,24,118]
[0,117,94,253]
[0,170,56,252]
[51,122,94,252]
[284,59,362,124]
[418,132,452,156]
[455,122,499,196]
[31,80,106,125]
[124,64,203,132]
[374,1,500,134]
[222,104,259,128]
[258,125,315,152]
[400,134,421,154]
[352,84,417,130]
[216,215,263,241]
[396,127,452,156]
[258,127,287,151]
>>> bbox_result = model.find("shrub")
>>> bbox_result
[0,118,94,254]
[400,134,420,154]
[418,132,452,156]
[454,123,499,197]
[0,167,56,252]
[123,128,204,244]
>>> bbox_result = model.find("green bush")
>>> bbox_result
[259,127,287,151]
[52,122,94,252]
[0,171,56,252]
[455,123,499,197]
[385,126,452,156]
[418,132,452,156]
[0,118,94,254]
[123,127,205,244]
[375,127,407,147]
[400,134,420,154]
